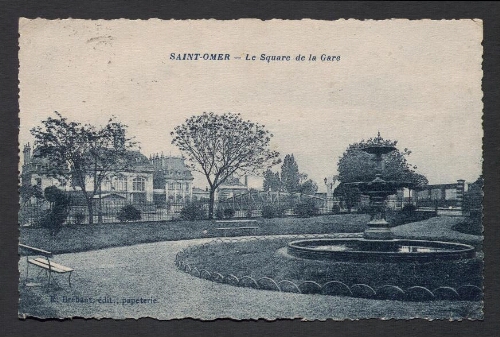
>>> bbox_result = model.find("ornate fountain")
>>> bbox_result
[287,133,475,262]
[349,133,409,240]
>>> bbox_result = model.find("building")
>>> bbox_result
[192,187,210,202]
[216,175,249,201]
[150,154,194,205]
[98,151,155,203]
[21,143,155,204]
[21,143,65,193]
[413,180,466,209]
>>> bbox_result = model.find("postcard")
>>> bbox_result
[18,18,483,320]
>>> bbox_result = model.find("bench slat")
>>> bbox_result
[215,219,257,222]
[215,227,258,230]
[34,258,74,272]
[28,258,73,273]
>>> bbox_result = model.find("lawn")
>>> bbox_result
[19,214,369,254]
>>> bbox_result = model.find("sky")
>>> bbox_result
[19,19,483,191]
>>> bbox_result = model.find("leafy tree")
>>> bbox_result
[298,179,318,195]
[281,154,300,193]
[263,169,281,192]
[337,135,428,188]
[30,112,136,224]
[171,112,280,219]
[265,154,318,195]
[333,183,361,213]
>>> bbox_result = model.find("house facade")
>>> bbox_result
[21,144,155,204]
[150,154,194,205]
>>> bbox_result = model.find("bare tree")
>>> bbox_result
[171,112,280,219]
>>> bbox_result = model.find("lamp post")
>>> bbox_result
[324,176,335,213]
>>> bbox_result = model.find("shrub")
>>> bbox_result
[223,208,235,219]
[262,204,285,219]
[401,204,417,214]
[38,186,70,236]
[74,211,86,225]
[294,201,319,218]
[180,202,206,221]
[356,204,372,215]
[117,204,142,222]
[215,208,224,220]
[331,204,341,214]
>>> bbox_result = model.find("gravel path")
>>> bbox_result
[19,234,482,320]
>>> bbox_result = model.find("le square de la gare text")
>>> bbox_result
[169,53,341,63]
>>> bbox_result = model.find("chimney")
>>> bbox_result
[23,143,31,164]
[244,175,248,187]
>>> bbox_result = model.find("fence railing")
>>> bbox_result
[19,193,469,226]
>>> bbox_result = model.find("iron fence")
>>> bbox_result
[18,189,471,226]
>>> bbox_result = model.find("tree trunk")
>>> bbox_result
[208,188,215,220]
[86,198,94,224]
[98,183,103,224]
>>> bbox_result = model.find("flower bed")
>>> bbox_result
[176,236,482,301]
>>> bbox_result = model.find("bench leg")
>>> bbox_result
[25,256,29,284]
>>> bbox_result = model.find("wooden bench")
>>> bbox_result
[214,220,259,237]
[19,244,74,287]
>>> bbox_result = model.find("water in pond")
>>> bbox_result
[308,243,465,253]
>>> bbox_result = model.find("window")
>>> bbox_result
[177,182,182,189]
[103,177,112,191]
[113,177,128,191]
[133,177,146,192]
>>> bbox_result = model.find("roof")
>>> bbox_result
[219,175,246,187]
[151,155,194,180]
[25,146,154,173]
[126,151,154,172]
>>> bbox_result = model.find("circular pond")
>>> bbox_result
[287,239,476,262]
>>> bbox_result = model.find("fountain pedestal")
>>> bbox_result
[364,220,394,240]
[360,178,398,240]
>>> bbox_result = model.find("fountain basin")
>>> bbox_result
[287,238,475,263]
